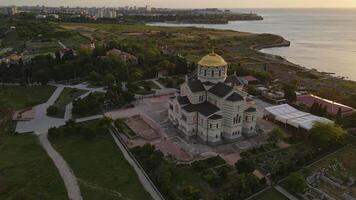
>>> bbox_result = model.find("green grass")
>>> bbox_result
[0,86,56,110]
[251,188,288,200]
[0,132,68,200]
[0,85,67,200]
[49,88,87,118]
[49,121,152,200]
[249,143,313,176]
[115,121,138,138]
[307,145,356,178]
[133,80,159,95]
[171,165,215,200]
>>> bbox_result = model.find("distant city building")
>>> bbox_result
[0,6,18,16]
[168,52,257,145]
[36,14,47,19]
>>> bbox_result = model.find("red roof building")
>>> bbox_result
[297,94,355,117]
[242,76,259,84]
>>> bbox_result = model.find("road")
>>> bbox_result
[39,132,83,200]
[110,129,165,200]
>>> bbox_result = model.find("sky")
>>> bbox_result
[1,0,356,8]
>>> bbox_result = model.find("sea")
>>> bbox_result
[148,8,356,81]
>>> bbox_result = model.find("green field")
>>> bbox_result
[49,120,152,200]
[0,132,68,200]
[0,86,56,110]
[49,88,87,118]
[251,188,288,200]
[0,86,67,200]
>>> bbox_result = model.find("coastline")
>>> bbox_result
[253,37,349,80]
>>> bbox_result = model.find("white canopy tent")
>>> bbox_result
[265,104,333,130]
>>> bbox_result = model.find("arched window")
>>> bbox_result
[219,70,221,77]
[212,70,214,77]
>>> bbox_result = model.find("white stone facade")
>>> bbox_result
[168,53,258,145]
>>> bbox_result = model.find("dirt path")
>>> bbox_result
[39,132,83,200]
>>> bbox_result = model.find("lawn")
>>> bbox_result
[280,145,356,199]
[250,188,288,200]
[0,130,68,200]
[0,85,56,110]
[133,80,159,95]
[248,142,315,178]
[307,145,356,177]
[49,87,87,118]
[0,86,67,200]
[49,120,151,200]
[114,119,138,139]
[157,76,185,89]
[171,165,215,200]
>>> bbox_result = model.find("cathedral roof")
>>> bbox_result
[198,52,227,67]
[225,74,246,86]
[226,92,244,102]
[177,96,190,105]
[209,114,223,120]
[208,82,233,98]
[182,101,220,117]
[245,107,257,113]
[202,81,215,86]
[188,79,205,92]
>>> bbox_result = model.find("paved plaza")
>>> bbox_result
[106,93,277,164]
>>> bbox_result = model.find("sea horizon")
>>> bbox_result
[149,8,356,81]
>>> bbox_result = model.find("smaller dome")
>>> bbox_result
[198,52,227,67]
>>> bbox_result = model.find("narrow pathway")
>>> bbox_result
[274,185,299,200]
[151,79,165,89]
[110,129,165,200]
[58,41,66,49]
[39,132,83,200]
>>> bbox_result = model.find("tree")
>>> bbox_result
[285,173,306,194]
[223,173,260,200]
[46,105,59,116]
[104,73,116,86]
[268,128,285,143]
[235,159,255,174]
[88,71,102,82]
[283,83,297,102]
[309,122,345,148]
[182,185,201,200]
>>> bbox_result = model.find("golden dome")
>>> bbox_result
[198,52,227,67]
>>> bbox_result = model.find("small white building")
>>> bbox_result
[168,52,258,145]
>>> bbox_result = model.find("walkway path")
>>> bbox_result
[16,83,106,134]
[110,129,165,200]
[58,41,66,49]
[39,132,83,200]
[274,185,299,200]
[151,79,165,90]
[16,86,66,134]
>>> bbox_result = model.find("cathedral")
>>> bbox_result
[168,52,258,145]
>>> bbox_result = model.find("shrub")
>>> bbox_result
[47,105,59,116]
